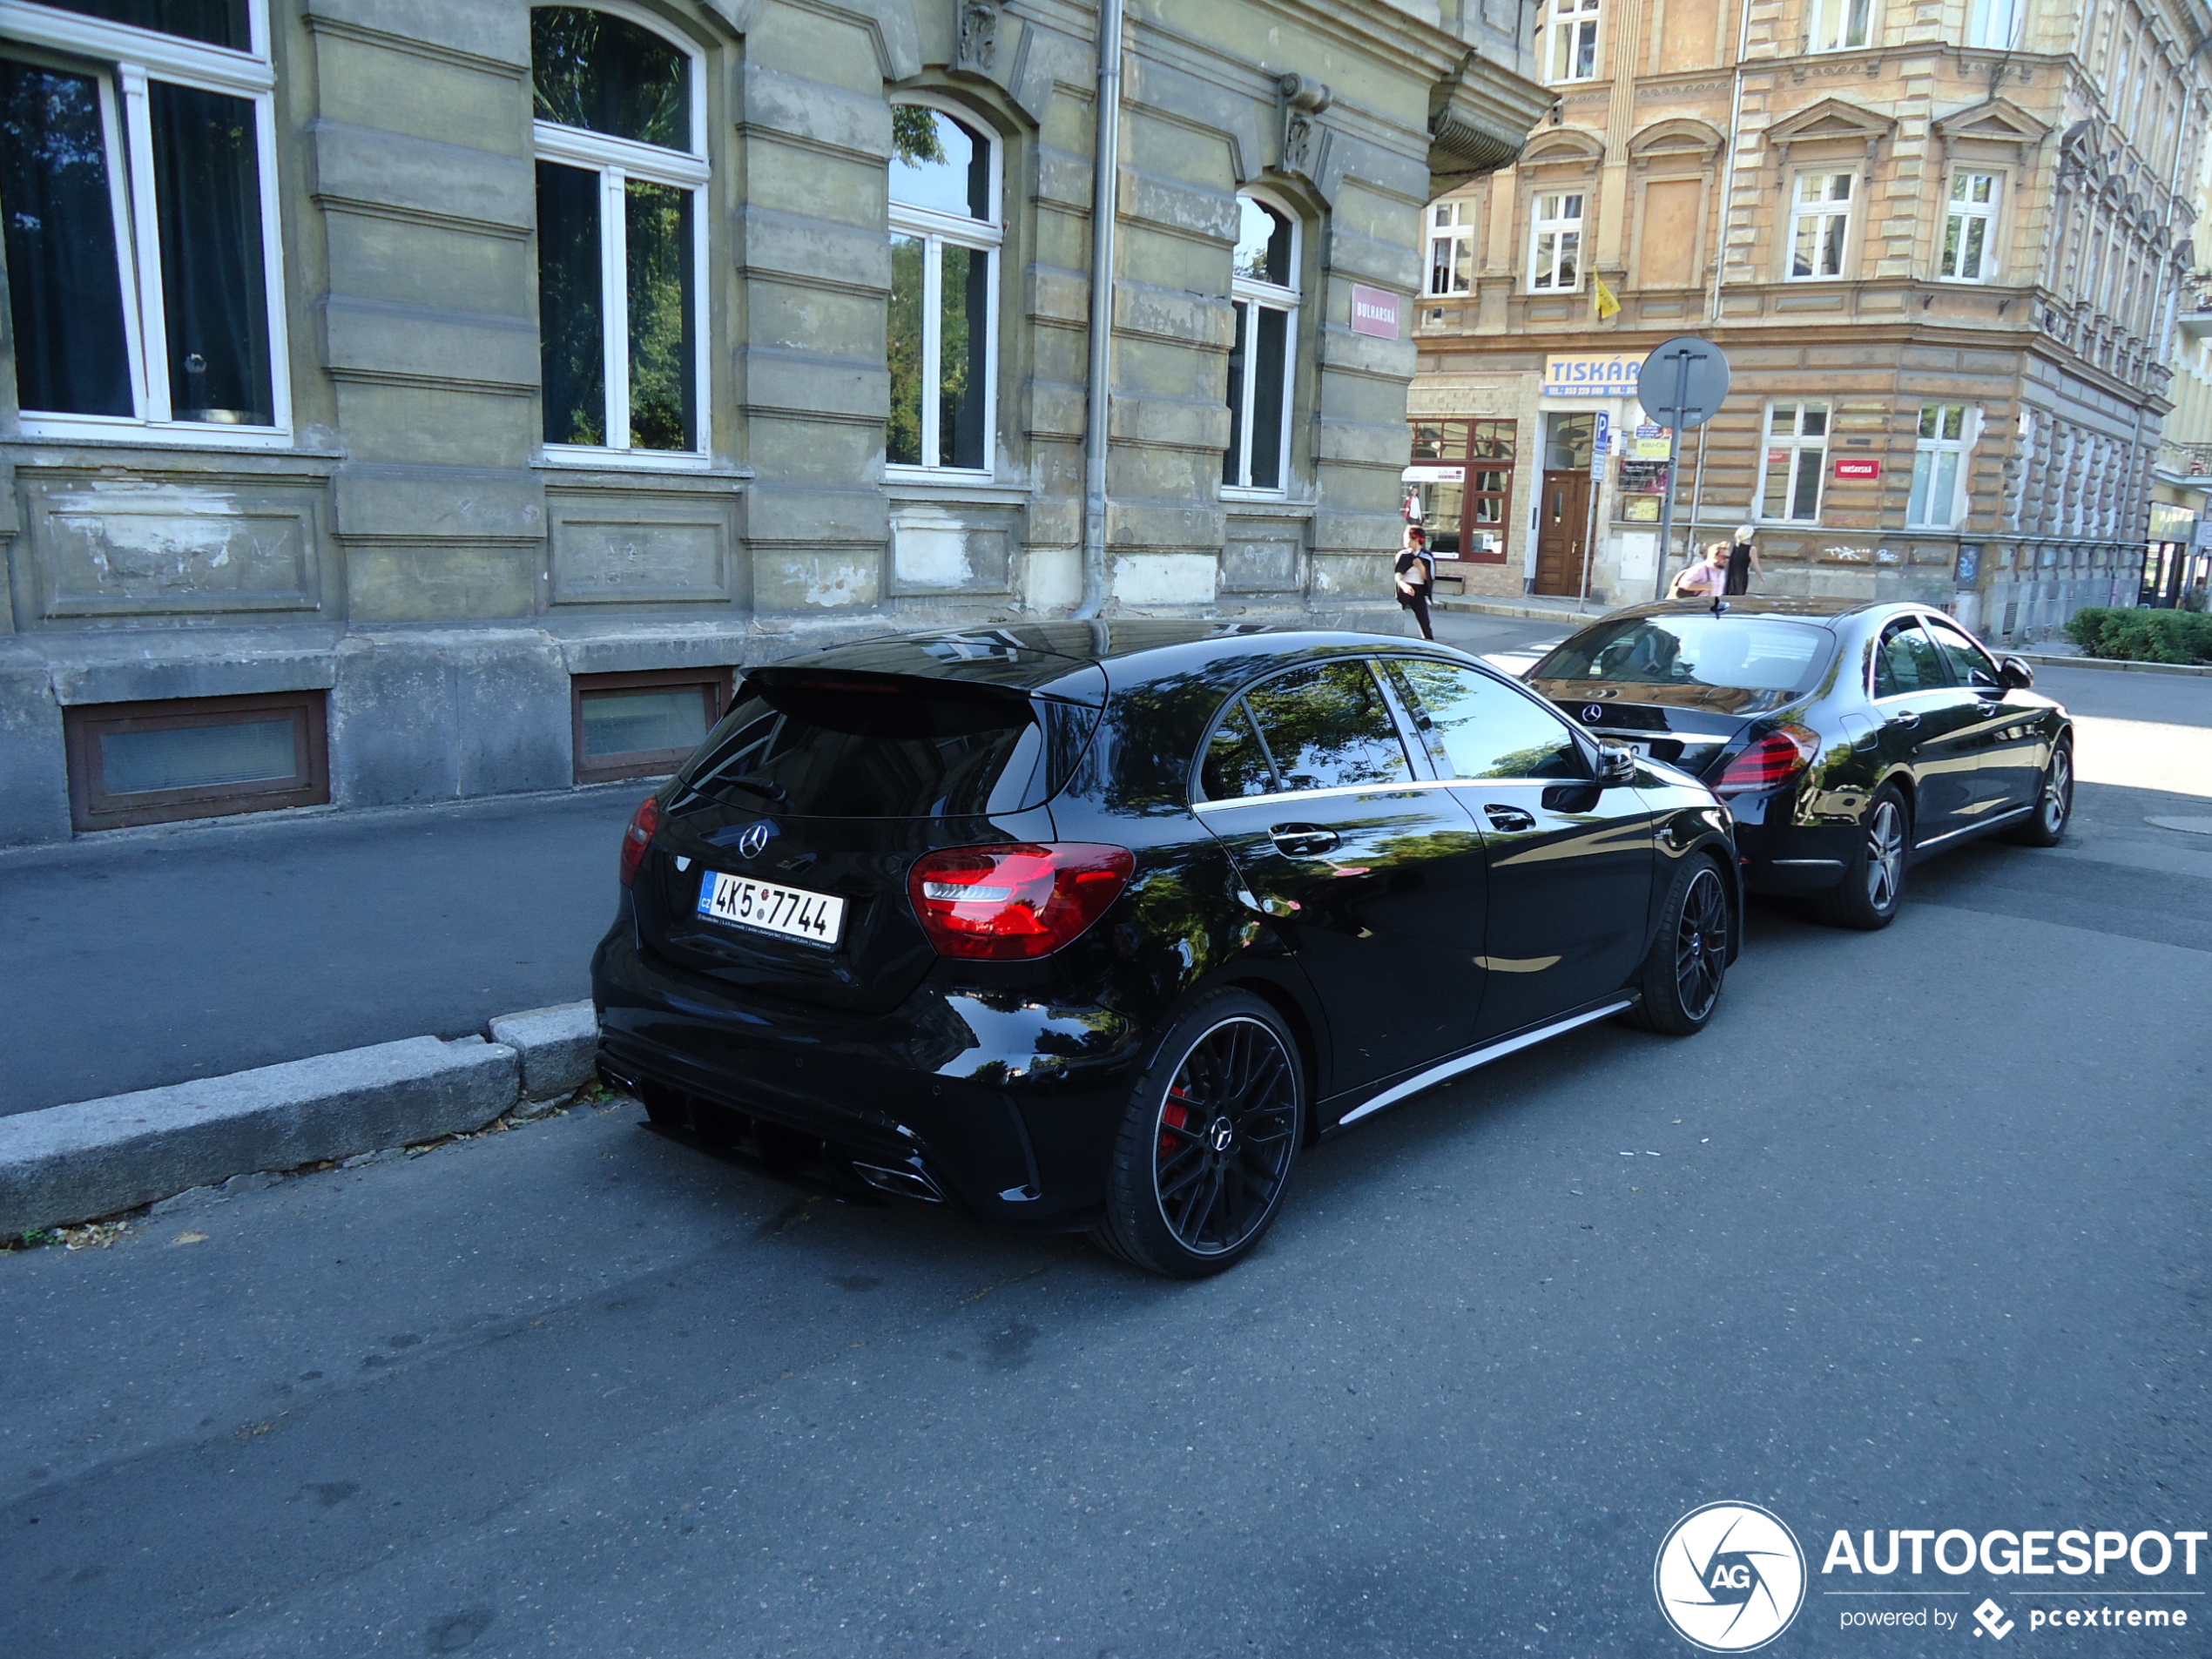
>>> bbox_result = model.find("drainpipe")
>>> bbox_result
[1689,0,1757,549]
[1073,0,1126,619]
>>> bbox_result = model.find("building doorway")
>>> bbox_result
[1534,413,1595,596]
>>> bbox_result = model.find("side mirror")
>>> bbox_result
[1595,741,1636,786]
[2000,656,2034,691]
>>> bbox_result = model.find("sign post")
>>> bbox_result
[1579,412,1610,606]
[1637,336,1732,601]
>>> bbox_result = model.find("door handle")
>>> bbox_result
[1483,805,1537,833]
[1886,710,1920,731]
[1268,823,1339,857]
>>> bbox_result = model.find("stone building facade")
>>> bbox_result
[0,0,1544,843]
[1402,0,2212,643]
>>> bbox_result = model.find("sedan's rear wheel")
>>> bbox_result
[1624,856,1730,1035]
[1093,992,1304,1278]
[2003,738,2073,846]
[1817,785,1909,931]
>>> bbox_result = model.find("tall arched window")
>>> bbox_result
[887,98,1001,475]
[1223,192,1298,495]
[532,5,707,457]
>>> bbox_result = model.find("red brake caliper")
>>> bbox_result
[1159,1089,1192,1157]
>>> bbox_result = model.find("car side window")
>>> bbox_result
[1925,617,1998,688]
[1392,658,1584,780]
[1873,623,1952,698]
[1197,698,1278,799]
[1242,661,1413,791]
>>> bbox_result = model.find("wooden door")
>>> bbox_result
[1534,470,1591,596]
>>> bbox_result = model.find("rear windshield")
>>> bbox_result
[1533,617,1834,699]
[678,672,1078,819]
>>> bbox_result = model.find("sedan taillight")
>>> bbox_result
[618,793,662,887]
[1713,725,1820,795]
[908,843,1135,961]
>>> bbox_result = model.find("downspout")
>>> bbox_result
[1073,0,1126,619]
[1689,0,1755,545]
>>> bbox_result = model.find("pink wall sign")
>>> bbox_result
[1350,284,1402,340]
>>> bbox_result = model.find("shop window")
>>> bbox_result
[1788,172,1853,280]
[1941,172,1999,280]
[64,691,328,831]
[1427,199,1474,295]
[1528,192,1583,292]
[1760,401,1829,523]
[1546,0,1602,82]
[533,5,708,458]
[1224,192,1299,494]
[0,0,287,442]
[887,99,1001,475]
[572,668,731,783]
[1405,420,1514,566]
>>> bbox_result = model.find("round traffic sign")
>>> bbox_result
[1638,335,1731,431]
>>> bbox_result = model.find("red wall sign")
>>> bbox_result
[1832,457,1882,479]
[1350,284,1402,340]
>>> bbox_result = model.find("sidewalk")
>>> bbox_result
[0,786,643,1119]
[1433,591,1610,625]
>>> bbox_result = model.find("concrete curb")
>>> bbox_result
[2018,651,2212,678]
[1433,597,1609,624]
[0,1000,601,1239]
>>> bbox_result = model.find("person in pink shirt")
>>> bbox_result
[1669,540,1730,599]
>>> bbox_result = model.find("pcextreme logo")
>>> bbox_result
[1655,1502,1809,1652]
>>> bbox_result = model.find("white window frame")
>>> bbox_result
[885,91,1002,482]
[1907,403,1978,529]
[1757,401,1830,523]
[1545,0,1602,84]
[1806,0,1874,51]
[0,0,291,447]
[1427,199,1474,296]
[1527,191,1584,293]
[1939,171,2000,281]
[533,2,711,467]
[1966,0,2022,48]
[1222,189,1300,498]
[1787,171,1854,280]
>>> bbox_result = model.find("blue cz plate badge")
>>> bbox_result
[696,871,846,948]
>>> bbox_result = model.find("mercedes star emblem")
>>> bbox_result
[737,822,773,859]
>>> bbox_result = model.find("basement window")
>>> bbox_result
[572,668,730,784]
[64,691,328,830]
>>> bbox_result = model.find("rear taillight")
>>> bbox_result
[1713,725,1820,795]
[907,842,1135,961]
[618,793,662,887]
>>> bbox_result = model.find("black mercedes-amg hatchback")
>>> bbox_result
[593,623,1738,1276]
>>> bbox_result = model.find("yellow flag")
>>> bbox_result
[1593,274,1622,320]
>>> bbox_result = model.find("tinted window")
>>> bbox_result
[1199,698,1276,799]
[1533,616,1833,697]
[1925,617,1997,686]
[1394,660,1584,780]
[1873,624,1952,698]
[679,674,1049,818]
[1244,662,1412,792]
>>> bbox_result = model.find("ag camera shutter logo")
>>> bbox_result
[1655,1502,1807,1651]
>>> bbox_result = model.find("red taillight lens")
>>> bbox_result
[1713,725,1820,795]
[907,842,1136,961]
[618,793,662,887]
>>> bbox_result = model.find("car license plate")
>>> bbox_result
[696,871,845,948]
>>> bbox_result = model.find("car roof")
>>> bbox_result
[760,622,1482,703]
[1595,597,1880,623]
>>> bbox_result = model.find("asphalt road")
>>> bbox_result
[3,635,2208,1656]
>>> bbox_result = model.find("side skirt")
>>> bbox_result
[1334,998,1636,1129]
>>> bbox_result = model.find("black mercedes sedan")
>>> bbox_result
[1526,599,2074,929]
[593,623,1738,1277]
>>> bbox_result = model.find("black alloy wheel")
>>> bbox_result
[1096,992,1304,1278]
[1627,856,1731,1035]
[1817,783,1909,931]
[2004,738,2074,847]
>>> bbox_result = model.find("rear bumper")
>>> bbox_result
[591,921,1144,1230]
[1732,813,1858,894]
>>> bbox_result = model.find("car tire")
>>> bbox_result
[2002,738,2073,847]
[1623,854,1731,1036]
[1091,990,1305,1279]
[1817,783,1910,931]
